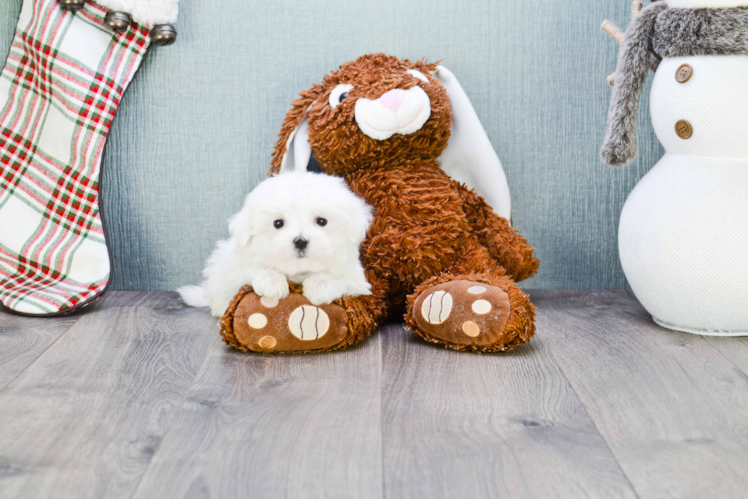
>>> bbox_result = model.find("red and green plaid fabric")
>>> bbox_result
[0,0,151,315]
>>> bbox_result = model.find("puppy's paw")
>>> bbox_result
[302,277,348,305]
[252,272,290,300]
[348,279,372,297]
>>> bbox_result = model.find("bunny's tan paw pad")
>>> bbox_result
[220,287,350,353]
[410,280,518,351]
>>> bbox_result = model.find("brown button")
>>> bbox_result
[676,64,693,83]
[675,120,693,139]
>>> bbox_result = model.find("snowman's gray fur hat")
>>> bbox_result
[601,1,748,166]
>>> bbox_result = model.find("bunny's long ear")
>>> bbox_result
[270,88,323,175]
[601,2,666,166]
[434,66,512,221]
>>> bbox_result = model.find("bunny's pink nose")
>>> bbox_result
[379,89,407,111]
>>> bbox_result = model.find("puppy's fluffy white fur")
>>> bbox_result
[178,172,373,317]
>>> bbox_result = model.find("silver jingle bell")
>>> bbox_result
[150,25,177,46]
[59,0,85,12]
[104,11,132,33]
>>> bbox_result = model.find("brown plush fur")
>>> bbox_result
[404,239,536,353]
[258,53,539,353]
[220,280,386,353]
[219,285,255,352]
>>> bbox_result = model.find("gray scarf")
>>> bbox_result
[600,3,748,167]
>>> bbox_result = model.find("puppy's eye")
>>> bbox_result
[406,69,429,84]
[273,219,284,229]
[316,217,328,227]
[329,84,353,109]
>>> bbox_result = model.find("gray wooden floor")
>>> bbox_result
[1,290,748,498]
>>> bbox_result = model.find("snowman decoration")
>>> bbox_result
[602,0,748,334]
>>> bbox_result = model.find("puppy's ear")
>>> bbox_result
[228,204,256,247]
[340,196,374,246]
[270,85,325,175]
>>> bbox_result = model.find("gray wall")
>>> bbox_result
[0,0,663,290]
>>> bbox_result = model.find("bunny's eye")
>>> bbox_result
[407,69,429,84]
[329,84,354,109]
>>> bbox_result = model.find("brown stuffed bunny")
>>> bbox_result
[220,53,539,354]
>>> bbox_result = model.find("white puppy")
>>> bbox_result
[178,172,373,317]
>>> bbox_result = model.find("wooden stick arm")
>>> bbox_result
[601,20,625,45]
[649,53,661,72]
[603,1,657,85]
[632,1,643,19]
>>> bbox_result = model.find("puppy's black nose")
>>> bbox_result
[293,237,308,251]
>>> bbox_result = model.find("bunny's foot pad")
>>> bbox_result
[220,286,350,353]
[407,278,535,352]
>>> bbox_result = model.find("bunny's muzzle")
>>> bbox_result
[354,87,431,141]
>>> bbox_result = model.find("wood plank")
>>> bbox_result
[703,335,748,378]
[0,309,79,390]
[87,290,186,310]
[0,293,217,498]
[0,291,187,391]
[135,332,383,498]
[380,323,635,498]
[534,290,748,498]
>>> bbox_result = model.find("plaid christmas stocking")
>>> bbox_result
[0,0,175,315]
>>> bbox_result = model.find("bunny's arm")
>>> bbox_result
[456,183,539,282]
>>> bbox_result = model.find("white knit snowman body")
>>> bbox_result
[618,0,748,334]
